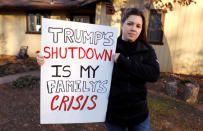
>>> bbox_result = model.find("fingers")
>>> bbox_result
[37,54,44,59]
[37,57,45,66]
[36,51,45,66]
[113,53,120,63]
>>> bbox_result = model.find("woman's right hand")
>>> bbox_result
[36,51,45,66]
[113,53,120,63]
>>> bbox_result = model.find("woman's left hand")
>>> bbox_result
[36,51,45,66]
[113,53,120,63]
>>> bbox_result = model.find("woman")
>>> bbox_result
[105,8,160,131]
[37,7,160,131]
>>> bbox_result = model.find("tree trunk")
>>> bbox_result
[165,81,177,97]
[184,83,200,103]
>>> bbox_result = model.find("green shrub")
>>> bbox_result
[179,79,193,85]
[0,63,11,76]
[10,75,40,88]
[23,60,39,70]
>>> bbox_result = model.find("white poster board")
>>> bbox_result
[40,18,118,124]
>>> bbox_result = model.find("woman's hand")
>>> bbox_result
[36,51,45,66]
[113,53,120,63]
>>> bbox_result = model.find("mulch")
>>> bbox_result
[0,83,106,131]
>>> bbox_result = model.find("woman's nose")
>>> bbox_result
[131,26,137,32]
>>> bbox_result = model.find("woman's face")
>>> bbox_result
[121,15,143,42]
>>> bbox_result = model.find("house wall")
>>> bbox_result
[0,11,39,57]
[95,0,203,75]
[153,0,203,75]
[0,11,67,57]
[1,0,203,75]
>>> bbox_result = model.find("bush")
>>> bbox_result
[0,63,12,76]
[0,57,39,77]
[10,75,40,88]
[179,79,194,85]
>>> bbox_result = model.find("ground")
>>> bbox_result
[147,79,203,131]
[0,55,39,77]
[0,76,202,131]
[0,55,203,131]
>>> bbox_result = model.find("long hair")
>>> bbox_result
[121,8,148,44]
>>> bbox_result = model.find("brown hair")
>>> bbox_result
[121,8,148,44]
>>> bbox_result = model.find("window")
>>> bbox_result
[147,9,165,45]
[73,16,91,23]
[26,12,49,34]
[70,14,95,24]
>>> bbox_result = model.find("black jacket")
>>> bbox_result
[106,37,160,127]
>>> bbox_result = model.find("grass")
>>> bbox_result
[148,93,177,130]
[10,75,40,88]
[148,92,202,131]
[148,94,177,118]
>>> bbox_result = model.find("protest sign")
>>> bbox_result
[40,18,118,124]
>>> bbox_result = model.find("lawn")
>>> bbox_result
[0,55,202,130]
[0,76,202,131]
[148,89,202,131]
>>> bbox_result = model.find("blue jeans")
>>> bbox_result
[105,116,151,131]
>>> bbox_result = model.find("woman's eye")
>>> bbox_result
[137,25,141,28]
[127,22,132,25]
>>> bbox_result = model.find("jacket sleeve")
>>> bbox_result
[116,49,160,82]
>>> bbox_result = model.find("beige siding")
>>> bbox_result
[153,0,203,75]
[0,11,68,57]
[96,2,111,26]
[96,0,203,75]
[1,0,203,75]
[0,12,41,57]
[50,11,66,20]
[96,0,143,34]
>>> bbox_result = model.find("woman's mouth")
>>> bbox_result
[128,33,136,37]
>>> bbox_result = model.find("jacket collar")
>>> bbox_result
[117,36,150,54]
